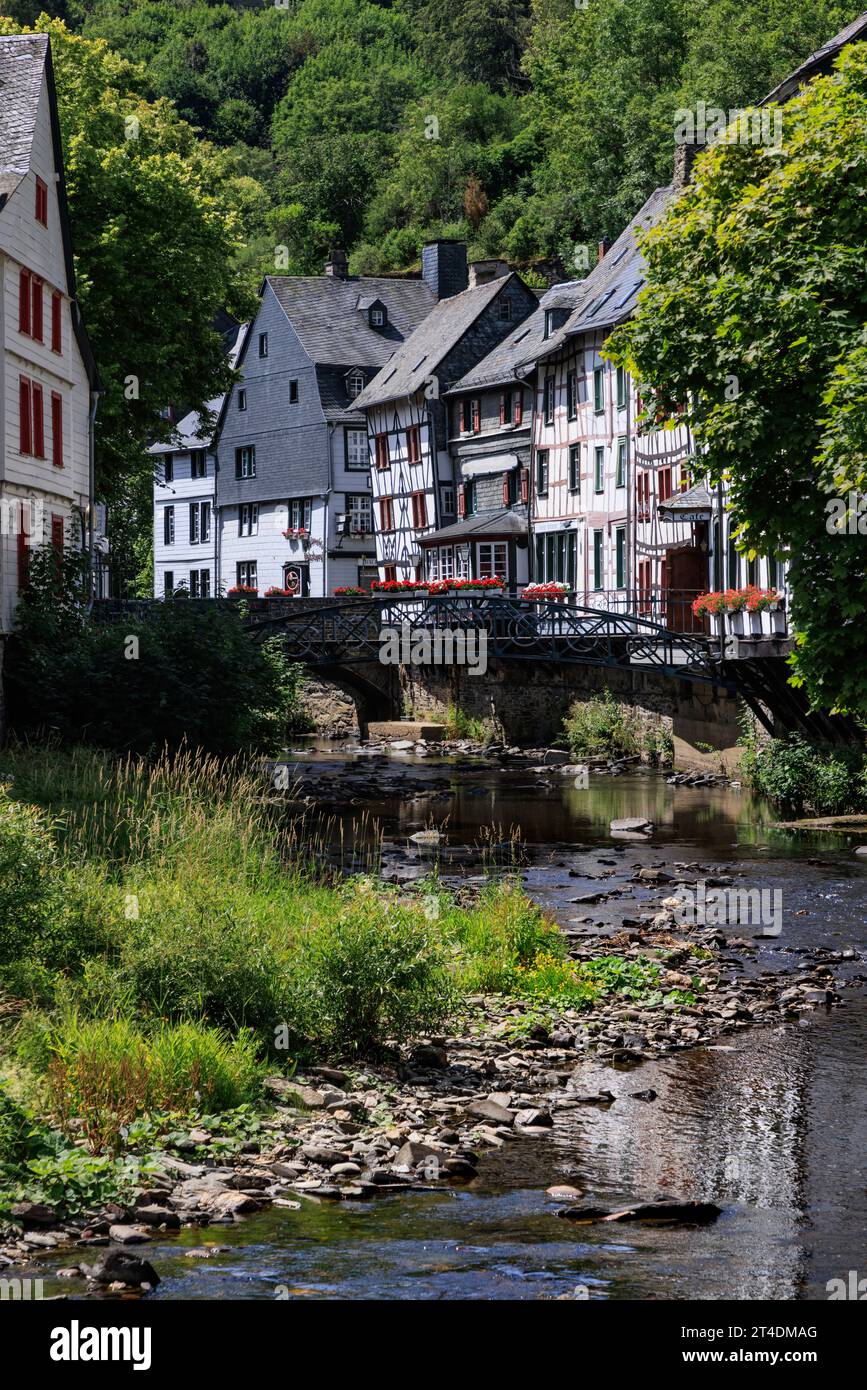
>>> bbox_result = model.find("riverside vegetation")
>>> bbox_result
[0,741,674,1223]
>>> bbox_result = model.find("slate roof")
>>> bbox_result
[149,321,247,455]
[353,275,517,409]
[267,275,434,370]
[417,507,528,544]
[763,11,867,104]
[447,282,586,393]
[0,33,47,203]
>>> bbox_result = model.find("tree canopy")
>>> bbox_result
[609,44,867,715]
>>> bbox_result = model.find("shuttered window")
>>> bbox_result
[51,392,63,467]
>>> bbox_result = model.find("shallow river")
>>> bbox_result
[34,744,867,1299]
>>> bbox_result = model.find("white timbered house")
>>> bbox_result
[0,33,99,661]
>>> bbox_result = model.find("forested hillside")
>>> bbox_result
[6,0,861,280]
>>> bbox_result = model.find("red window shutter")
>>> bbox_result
[472,399,481,433]
[35,178,48,224]
[514,392,522,426]
[520,468,529,504]
[19,378,32,454]
[31,277,43,342]
[499,394,506,426]
[502,476,510,507]
[32,383,45,457]
[18,268,31,334]
[51,292,62,352]
[458,488,466,518]
[51,392,63,467]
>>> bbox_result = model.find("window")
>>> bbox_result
[238,389,247,412]
[35,177,48,226]
[347,494,373,534]
[567,371,578,421]
[503,469,518,507]
[51,292,62,352]
[370,307,385,327]
[459,399,470,433]
[190,569,211,598]
[31,277,43,342]
[497,298,512,322]
[593,530,604,590]
[536,449,549,497]
[569,444,581,494]
[348,372,365,398]
[658,466,673,502]
[615,438,627,488]
[594,446,604,493]
[428,546,455,582]
[384,565,397,583]
[544,309,555,338]
[346,429,367,469]
[32,383,45,457]
[240,503,259,537]
[478,542,508,580]
[520,467,529,504]
[236,561,257,590]
[258,332,268,358]
[544,376,555,425]
[638,558,652,614]
[374,433,389,469]
[727,526,739,588]
[19,378,32,454]
[287,498,312,531]
[164,506,175,546]
[189,501,210,543]
[441,485,455,516]
[190,450,206,479]
[379,496,394,531]
[163,454,174,483]
[461,480,477,516]
[615,527,626,589]
[636,472,650,521]
[411,491,428,528]
[235,446,256,479]
[500,387,523,426]
[406,426,421,463]
[593,366,605,414]
[18,268,31,334]
[51,392,63,468]
[616,366,628,410]
[289,380,298,404]
[164,571,174,598]
[471,398,481,433]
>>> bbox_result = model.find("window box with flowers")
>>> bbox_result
[522,581,570,601]
[692,587,785,635]
[227,584,259,599]
[448,577,505,595]
[264,586,293,598]
[371,579,422,600]
[333,586,367,596]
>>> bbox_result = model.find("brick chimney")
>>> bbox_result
[468,258,509,288]
[672,141,701,191]
[421,240,468,299]
[597,237,612,263]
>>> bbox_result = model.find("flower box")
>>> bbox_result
[333,586,367,596]
[522,582,569,601]
[227,585,258,598]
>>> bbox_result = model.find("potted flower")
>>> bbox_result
[449,576,506,596]
[264,586,292,598]
[333,585,367,596]
[522,581,569,601]
[371,579,420,600]
[227,584,258,599]
[692,589,728,633]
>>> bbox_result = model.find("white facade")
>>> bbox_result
[0,36,95,636]
[367,394,453,582]
[152,441,216,598]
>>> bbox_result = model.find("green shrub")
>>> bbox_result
[292,884,455,1057]
[45,1016,263,1152]
[563,692,640,759]
[451,882,565,993]
[0,1085,40,1169]
[740,731,867,816]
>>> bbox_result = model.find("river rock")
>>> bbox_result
[134,1206,181,1229]
[546,1184,583,1201]
[86,1250,161,1287]
[408,1042,449,1069]
[393,1140,442,1169]
[610,818,654,835]
[465,1098,515,1126]
[10,1201,57,1228]
[557,1199,722,1226]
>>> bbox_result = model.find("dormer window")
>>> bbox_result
[544,306,570,338]
[347,371,365,398]
[370,306,386,328]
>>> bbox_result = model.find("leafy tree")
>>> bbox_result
[5,546,304,752]
[609,45,867,715]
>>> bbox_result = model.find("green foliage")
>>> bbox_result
[44,1016,263,1152]
[740,731,867,816]
[292,884,456,1057]
[563,692,640,759]
[5,546,303,753]
[609,43,867,714]
[450,882,565,992]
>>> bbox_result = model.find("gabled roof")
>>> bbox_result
[763,11,867,104]
[354,274,523,409]
[528,185,676,366]
[0,33,47,202]
[417,507,527,544]
[149,321,247,455]
[0,33,99,390]
[448,282,585,394]
[266,274,434,369]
